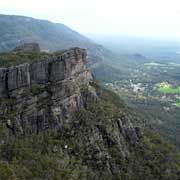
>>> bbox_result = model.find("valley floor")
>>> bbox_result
[102,60,180,148]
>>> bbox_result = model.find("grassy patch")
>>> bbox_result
[157,82,180,94]
[174,101,180,107]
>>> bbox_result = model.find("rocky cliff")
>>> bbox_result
[0,45,97,135]
[0,44,180,180]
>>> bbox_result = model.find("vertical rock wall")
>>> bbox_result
[0,48,97,135]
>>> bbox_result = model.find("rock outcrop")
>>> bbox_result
[0,46,97,135]
[13,43,40,53]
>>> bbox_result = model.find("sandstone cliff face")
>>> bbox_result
[0,47,97,135]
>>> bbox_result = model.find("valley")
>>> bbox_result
[101,55,180,147]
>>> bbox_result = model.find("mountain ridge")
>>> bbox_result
[0,14,114,67]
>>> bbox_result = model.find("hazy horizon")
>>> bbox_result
[1,0,180,39]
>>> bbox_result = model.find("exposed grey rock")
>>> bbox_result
[7,63,30,91]
[0,46,96,135]
[117,117,139,146]
[0,68,7,97]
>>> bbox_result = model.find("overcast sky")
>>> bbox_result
[1,0,180,38]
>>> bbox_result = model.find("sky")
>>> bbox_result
[1,0,180,38]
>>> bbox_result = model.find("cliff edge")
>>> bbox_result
[0,44,97,135]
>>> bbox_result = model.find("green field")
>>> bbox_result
[175,101,180,107]
[158,82,180,94]
[158,87,180,94]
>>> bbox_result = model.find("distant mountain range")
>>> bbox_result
[0,14,151,83]
[0,15,99,52]
[0,14,117,72]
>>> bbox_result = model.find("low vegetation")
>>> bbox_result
[104,58,180,149]
[0,51,49,67]
[0,89,180,179]
[158,82,180,94]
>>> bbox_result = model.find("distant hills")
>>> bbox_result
[0,14,151,82]
[0,14,98,52]
[0,14,116,71]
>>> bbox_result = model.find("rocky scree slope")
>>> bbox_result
[0,44,179,179]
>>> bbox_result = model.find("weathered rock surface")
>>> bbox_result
[0,46,97,135]
[0,44,140,152]
[13,43,40,53]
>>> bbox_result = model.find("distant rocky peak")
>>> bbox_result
[13,43,40,53]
